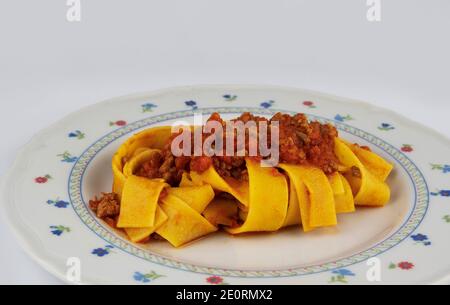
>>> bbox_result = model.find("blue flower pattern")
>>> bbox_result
[68,130,85,140]
[92,245,114,257]
[223,94,237,102]
[378,123,395,131]
[47,199,70,209]
[431,164,450,174]
[431,190,450,197]
[58,152,77,163]
[142,103,158,113]
[133,271,165,283]
[329,269,355,284]
[50,225,71,236]
[411,234,431,246]
[185,100,198,110]
[334,114,353,122]
[260,100,274,109]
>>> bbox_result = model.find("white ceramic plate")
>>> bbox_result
[2,85,450,285]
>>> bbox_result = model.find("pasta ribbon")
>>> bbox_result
[112,126,172,197]
[167,185,215,213]
[203,197,239,227]
[279,164,313,232]
[157,194,217,247]
[117,176,168,228]
[329,172,345,195]
[226,159,289,234]
[190,167,250,207]
[335,138,391,206]
[333,173,355,213]
[282,179,301,227]
[280,164,337,229]
[123,149,162,177]
[343,140,393,181]
[124,206,168,243]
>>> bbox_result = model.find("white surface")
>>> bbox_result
[0,0,448,285]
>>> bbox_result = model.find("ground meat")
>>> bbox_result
[187,112,267,181]
[103,217,118,228]
[190,156,213,173]
[272,113,310,165]
[135,151,163,179]
[135,149,186,186]
[212,156,249,181]
[305,121,339,174]
[271,113,339,173]
[135,112,340,185]
[89,193,120,219]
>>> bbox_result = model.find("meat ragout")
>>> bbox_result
[89,192,121,227]
[136,112,339,186]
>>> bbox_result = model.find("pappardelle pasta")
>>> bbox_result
[89,112,393,247]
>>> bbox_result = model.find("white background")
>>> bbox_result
[0,0,449,284]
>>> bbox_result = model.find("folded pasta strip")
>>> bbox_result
[226,159,289,234]
[334,138,391,207]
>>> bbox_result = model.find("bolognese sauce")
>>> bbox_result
[135,112,339,186]
[89,192,121,226]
